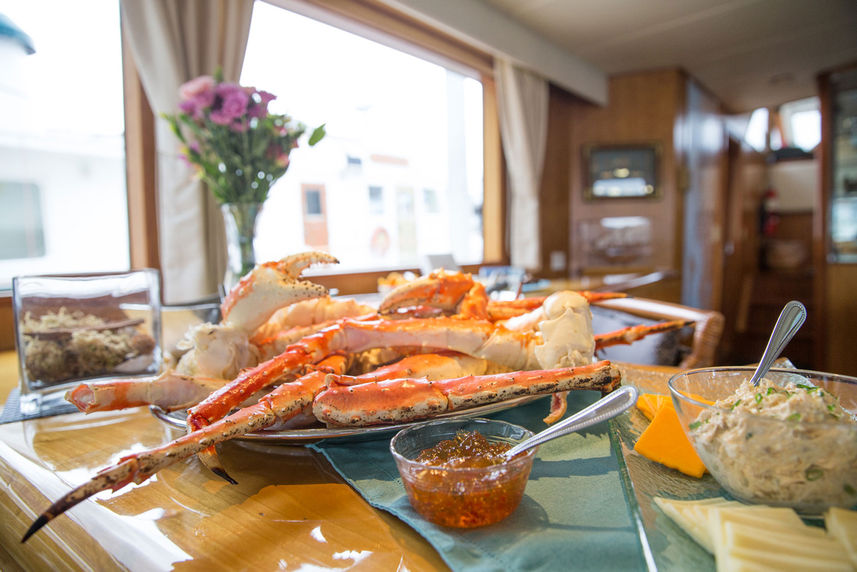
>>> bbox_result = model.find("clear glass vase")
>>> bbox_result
[221,202,263,297]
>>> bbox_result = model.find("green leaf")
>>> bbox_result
[308,124,326,146]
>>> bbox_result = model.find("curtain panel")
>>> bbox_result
[494,57,548,271]
[120,0,253,303]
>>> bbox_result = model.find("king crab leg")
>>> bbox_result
[377,269,629,322]
[594,319,693,349]
[22,360,619,542]
[197,353,348,484]
[189,297,688,431]
[66,371,227,413]
[315,360,620,426]
[61,316,690,416]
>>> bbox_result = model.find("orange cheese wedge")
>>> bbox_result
[635,393,671,420]
[634,402,707,478]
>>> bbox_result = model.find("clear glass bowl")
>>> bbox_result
[390,417,536,528]
[12,270,162,415]
[669,366,857,514]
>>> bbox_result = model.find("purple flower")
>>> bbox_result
[258,90,276,106]
[179,93,215,119]
[210,83,250,126]
[247,89,276,119]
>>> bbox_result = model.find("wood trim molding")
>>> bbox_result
[814,71,832,369]
[279,0,493,77]
[121,20,160,273]
[312,263,483,296]
[482,73,506,264]
[0,295,12,352]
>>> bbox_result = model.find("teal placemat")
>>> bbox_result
[310,392,646,572]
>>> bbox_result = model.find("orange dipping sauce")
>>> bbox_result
[400,430,533,528]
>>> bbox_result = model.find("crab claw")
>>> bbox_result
[378,270,488,318]
[221,251,339,333]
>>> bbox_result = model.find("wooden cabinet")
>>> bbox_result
[729,269,816,369]
[817,64,857,375]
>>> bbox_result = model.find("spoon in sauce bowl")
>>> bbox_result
[504,385,638,459]
[748,300,807,387]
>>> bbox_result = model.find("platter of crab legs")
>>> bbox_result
[23,251,692,542]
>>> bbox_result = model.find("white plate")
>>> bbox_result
[150,394,544,444]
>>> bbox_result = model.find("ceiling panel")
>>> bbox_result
[478,0,857,111]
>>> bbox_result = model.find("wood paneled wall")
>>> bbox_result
[825,265,857,376]
[537,85,574,278]
[537,69,688,301]
[569,70,685,277]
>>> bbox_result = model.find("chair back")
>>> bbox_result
[593,297,724,369]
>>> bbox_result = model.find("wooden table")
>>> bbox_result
[0,347,680,571]
[0,350,448,571]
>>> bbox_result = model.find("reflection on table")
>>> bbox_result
[0,348,449,570]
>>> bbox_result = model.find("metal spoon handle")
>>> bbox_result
[750,300,806,386]
[505,385,638,458]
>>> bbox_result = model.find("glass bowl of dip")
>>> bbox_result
[669,366,857,514]
[390,417,537,528]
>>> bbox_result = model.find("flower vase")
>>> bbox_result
[221,202,263,297]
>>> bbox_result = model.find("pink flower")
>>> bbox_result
[179,75,216,102]
[180,75,215,99]
[178,77,216,119]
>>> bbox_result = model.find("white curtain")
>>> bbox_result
[120,0,254,303]
[494,57,549,271]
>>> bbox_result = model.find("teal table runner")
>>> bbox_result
[311,391,646,571]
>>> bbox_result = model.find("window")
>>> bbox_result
[0,0,128,289]
[740,98,821,154]
[0,182,45,260]
[300,184,328,251]
[304,188,323,216]
[744,107,769,152]
[368,185,384,214]
[423,188,440,213]
[779,97,821,152]
[242,2,485,273]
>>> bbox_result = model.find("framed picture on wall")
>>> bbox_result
[583,143,660,200]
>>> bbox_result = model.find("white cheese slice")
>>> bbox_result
[707,505,819,553]
[654,497,742,553]
[825,507,857,568]
[654,496,857,572]
[718,522,852,572]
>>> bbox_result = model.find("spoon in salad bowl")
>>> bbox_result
[504,385,638,459]
[748,300,807,387]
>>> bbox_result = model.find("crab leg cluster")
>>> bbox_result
[29,256,694,543]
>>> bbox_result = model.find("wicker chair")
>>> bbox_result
[593,297,724,369]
